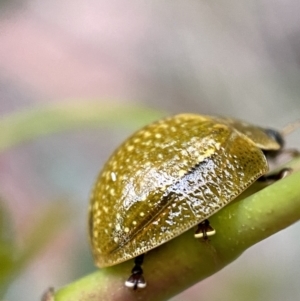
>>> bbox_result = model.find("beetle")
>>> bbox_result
[88,113,291,290]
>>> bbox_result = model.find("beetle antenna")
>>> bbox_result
[281,120,300,136]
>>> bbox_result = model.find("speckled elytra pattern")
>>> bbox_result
[210,116,281,151]
[89,114,279,267]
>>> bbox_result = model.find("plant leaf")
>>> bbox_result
[0,102,164,152]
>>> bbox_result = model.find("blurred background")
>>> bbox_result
[0,1,300,300]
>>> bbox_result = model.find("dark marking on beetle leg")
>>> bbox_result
[194,220,216,239]
[125,254,147,290]
[258,167,292,183]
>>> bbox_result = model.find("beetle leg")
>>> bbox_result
[125,254,147,290]
[258,167,292,182]
[281,149,300,157]
[194,220,216,239]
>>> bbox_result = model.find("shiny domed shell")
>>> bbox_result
[89,114,280,267]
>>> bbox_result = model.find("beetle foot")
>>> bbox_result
[195,220,216,239]
[125,270,146,290]
[258,167,292,182]
[125,254,147,290]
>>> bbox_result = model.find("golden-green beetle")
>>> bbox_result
[88,113,289,290]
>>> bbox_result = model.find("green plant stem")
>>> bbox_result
[52,157,300,301]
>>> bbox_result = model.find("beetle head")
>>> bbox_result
[262,128,285,159]
[264,128,285,149]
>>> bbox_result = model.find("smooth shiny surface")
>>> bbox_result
[89,114,278,267]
